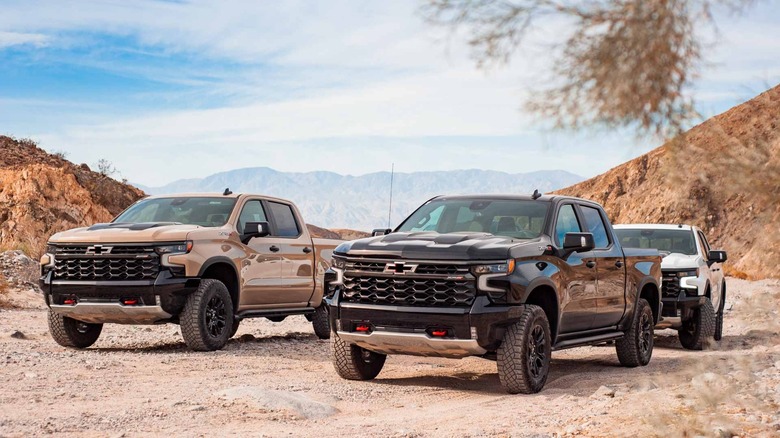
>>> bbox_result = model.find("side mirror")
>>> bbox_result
[561,232,595,258]
[372,228,392,237]
[242,221,270,244]
[708,250,727,264]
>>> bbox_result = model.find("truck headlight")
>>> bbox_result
[472,260,515,275]
[155,242,193,255]
[332,257,346,270]
[677,269,699,278]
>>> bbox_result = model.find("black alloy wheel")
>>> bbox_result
[205,296,227,338]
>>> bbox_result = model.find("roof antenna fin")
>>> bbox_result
[532,189,542,200]
[223,188,233,196]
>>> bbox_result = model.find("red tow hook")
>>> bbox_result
[355,324,372,333]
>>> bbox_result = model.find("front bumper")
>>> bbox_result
[337,330,486,358]
[40,270,200,324]
[330,295,523,358]
[660,295,706,319]
[50,296,172,324]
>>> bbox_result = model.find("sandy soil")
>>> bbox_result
[1,278,778,437]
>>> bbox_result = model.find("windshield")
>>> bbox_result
[114,197,237,227]
[614,228,697,255]
[396,199,549,239]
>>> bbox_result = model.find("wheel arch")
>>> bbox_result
[637,280,661,324]
[523,282,560,344]
[198,257,240,308]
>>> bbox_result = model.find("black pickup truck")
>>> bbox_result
[326,194,662,394]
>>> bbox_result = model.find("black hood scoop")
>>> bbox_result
[87,222,183,231]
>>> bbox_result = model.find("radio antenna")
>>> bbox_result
[387,163,395,228]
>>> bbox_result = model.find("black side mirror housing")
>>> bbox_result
[372,228,392,237]
[561,232,595,258]
[708,250,727,264]
[242,221,270,244]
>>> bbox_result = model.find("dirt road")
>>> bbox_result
[1,278,778,437]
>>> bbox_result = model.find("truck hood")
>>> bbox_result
[48,222,201,244]
[660,252,700,270]
[335,232,541,261]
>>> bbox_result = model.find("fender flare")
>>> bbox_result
[635,276,662,324]
[197,256,240,303]
[520,276,561,341]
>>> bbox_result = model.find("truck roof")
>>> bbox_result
[431,193,597,204]
[143,192,293,204]
[613,224,695,231]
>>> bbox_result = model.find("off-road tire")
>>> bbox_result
[229,319,241,338]
[714,282,726,341]
[679,297,715,350]
[331,335,386,380]
[312,304,330,340]
[48,310,103,348]
[180,279,234,351]
[615,298,654,367]
[496,305,551,394]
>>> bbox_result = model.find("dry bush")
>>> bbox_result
[423,0,754,137]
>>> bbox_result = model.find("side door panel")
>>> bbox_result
[234,199,284,310]
[554,203,598,333]
[697,230,722,308]
[578,204,626,328]
[266,201,315,306]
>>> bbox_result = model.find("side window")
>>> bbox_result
[580,205,610,249]
[238,200,267,233]
[555,204,581,246]
[269,202,300,237]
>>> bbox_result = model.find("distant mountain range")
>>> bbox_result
[137,168,583,231]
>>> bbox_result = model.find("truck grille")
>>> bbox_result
[341,259,476,307]
[52,246,159,281]
[661,272,681,298]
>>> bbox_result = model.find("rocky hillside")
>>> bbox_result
[0,136,145,258]
[556,86,780,279]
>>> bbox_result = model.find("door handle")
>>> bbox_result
[269,245,280,253]
[586,261,596,269]
[302,247,312,254]
[615,261,624,268]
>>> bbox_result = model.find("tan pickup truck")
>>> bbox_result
[39,191,342,351]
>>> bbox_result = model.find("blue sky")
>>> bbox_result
[1,0,779,186]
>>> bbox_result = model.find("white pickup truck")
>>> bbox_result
[614,224,727,350]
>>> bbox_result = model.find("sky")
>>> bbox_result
[1,0,779,187]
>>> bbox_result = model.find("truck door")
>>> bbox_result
[578,204,626,327]
[554,203,598,333]
[236,199,283,308]
[696,230,722,309]
[266,201,315,307]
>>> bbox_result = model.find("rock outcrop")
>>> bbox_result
[556,85,780,279]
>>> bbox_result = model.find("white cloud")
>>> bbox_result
[3,0,778,188]
[0,31,49,48]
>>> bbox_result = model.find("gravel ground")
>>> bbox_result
[1,278,778,437]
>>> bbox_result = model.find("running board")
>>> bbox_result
[236,307,315,320]
[553,332,624,351]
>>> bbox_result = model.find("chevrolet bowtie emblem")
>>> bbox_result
[85,245,113,255]
[384,262,418,275]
